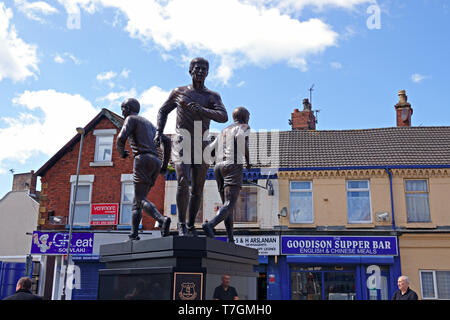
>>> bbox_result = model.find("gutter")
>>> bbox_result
[278,164,450,172]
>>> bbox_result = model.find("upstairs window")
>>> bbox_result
[405,180,431,222]
[234,186,257,223]
[69,175,94,225]
[290,181,313,224]
[120,178,134,225]
[93,129,116,164]
[347,180,372,223]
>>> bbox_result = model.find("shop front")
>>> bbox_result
[30,230,160,300]
[267,235,401,300]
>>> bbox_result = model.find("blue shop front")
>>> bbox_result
[266,235,401,300]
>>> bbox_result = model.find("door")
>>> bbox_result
[366,265,390,300]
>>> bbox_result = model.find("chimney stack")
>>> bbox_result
[12,170,37,195]
[395,90,413,127]
[290,98,316,130]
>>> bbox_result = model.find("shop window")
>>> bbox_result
[291,271,322,300]
[405,180,431,222]
[291,266,356,300]
[325,272,356,300]
[120,181,134,225]
[234,186,257,223]
[289,181,313,224]
[69,176,93,225]
[420,270,450,299]
[346,180,372,223]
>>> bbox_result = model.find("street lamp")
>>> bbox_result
[61,127,85,300]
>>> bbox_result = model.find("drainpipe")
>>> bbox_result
[386,168,396,231]
[386,167,402,288]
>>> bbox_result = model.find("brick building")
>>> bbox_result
[33,108,165,300]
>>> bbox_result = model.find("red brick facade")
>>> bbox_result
[37,114,165,231]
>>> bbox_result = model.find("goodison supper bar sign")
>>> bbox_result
[281,236,398,256]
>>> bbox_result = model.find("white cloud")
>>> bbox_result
[14,0,58,23]
[243,0,374,13]
[120,68,130,78]
[54,53,64,64]
[96,85,175,133]
[411,73,430,83]
[59,0,343,84]
[330,61,342,69]
[0,3,39,82]
[139,86,175,134]
[96,70,117,81]
[97,88,137,104]
[54,52,81,65]
[0,90,98,172]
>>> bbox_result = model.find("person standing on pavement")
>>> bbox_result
[213,274,239,300]
[3,277,42,300]
[392,275,419,300]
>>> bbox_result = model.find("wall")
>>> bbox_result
[278,169,393,228]
[0,191,39,256]
[399,233,450,299]
[391,168,450,228]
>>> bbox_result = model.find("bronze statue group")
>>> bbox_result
[117,57,251,244]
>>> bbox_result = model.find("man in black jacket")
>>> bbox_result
[392,275,419,300]
[3,277,42,300]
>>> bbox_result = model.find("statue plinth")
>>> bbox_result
[98,236,258,300]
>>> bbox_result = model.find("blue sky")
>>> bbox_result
[0,0,449,199]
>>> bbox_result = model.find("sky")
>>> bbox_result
[0,0,449,199]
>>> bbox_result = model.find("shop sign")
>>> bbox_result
[91,203,118,225]
[31,231,94,255]
[281,236,398,256]
[216,235,280,255]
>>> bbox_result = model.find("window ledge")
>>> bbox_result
[117,224,143,230]
[287,223,317,229]
[90,161,113,167]
[346,223,375,229]
[65,224,91,230]
[404,223,437,229]
[212,223,259,229]
[235,223,259,228]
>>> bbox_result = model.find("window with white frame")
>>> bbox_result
[289,181,313,224]
[120,180,134,225]
[420,270,450,299]
[346,180,372,223]
[69,175,94,225]
[93,129,116,163]
[405,180,431,222]
[234,186,257,223]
